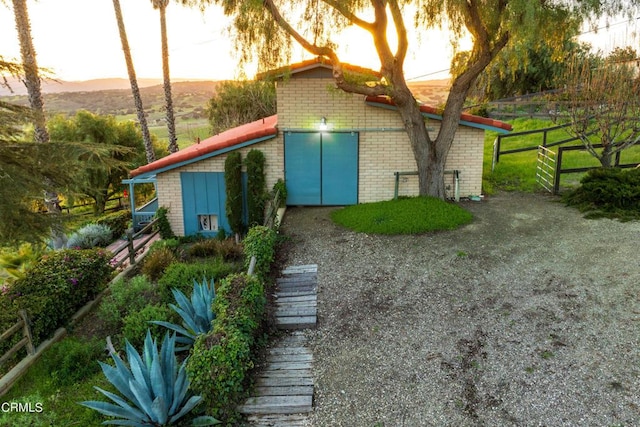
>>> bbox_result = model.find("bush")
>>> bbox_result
[7,249,113,344]
[121,304,176,349]
[243,225,277,280]
[94,210,131,239]
[187,274,266,422]
[187,238,244,261]
[225,151,244,236]
[564,167,640,220]
[157,259,239,304]
[272,178,287,208]
[154,206,175,239]
[97,275,156,331]
[140,247,177,281]
[66,224,113,249]
[246,149,267,227]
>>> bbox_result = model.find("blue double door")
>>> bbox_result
[284,132,358,206]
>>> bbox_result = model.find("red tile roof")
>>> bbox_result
[365,95,513,132]
[129,115,278,177]
[257,57,382,80]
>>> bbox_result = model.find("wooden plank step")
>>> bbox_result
[256,375,314,387]
[276,295,317,304]
[239,395,313,415]
[276,285,316,294]
[276,306,317,318]
[246,414,310,427]
[257,369,313,379]
[276,316,316,330]
[276,300,317,309]
[268,347,312,357]
[276,281,316,289]
[266,352,313,363]
[276,275,317,284]
[262,361,311,372]
[254,385,314,397]
[282,265,317,275]
[277,291,316,299]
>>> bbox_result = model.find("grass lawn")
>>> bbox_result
[331,196,473,235]
[482,117,640,193]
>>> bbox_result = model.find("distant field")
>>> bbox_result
[483,117,640,193]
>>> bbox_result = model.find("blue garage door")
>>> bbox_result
[284,132,358,206]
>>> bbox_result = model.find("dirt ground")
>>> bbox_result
[278,192,640,427]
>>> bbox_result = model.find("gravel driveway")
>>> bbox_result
[277,192,640,427]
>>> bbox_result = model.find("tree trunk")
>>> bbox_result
[12,0,62,215]
[159,4,178,154]
[112,0,156,164]
[600,145,613,168]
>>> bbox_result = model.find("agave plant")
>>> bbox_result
[152,278,216,351]
[80,331,219,426]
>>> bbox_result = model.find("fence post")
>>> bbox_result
[126,228,135,265]
[553,147,563,195]
[18,310,34,355]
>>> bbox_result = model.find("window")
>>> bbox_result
[198,214,218,232]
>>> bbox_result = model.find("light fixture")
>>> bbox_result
[319,116,327,131]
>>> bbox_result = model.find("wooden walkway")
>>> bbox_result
[239,264,318,426]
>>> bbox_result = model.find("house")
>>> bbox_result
[126,58,512,237]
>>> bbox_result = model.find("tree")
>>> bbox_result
[224,151,244,240]
[466,35,590,102]
[0,63,115,244]
[206,80,276,135]
[152,0,178,154]
[182,0,636,198]
[112,0,156,164]
[555,56,640,168]
[48,111,145,213]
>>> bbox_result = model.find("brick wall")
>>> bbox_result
[277,77,485,201]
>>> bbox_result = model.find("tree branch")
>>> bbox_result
[387,0,408,65]
[262,0,386,97]
[321,0,375,32]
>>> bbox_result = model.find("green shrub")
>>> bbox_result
[97,275,156,330]
[187,274,266,422]
[95,210,131,239]
[148,237,182,255]
[66,223,113,249]
[272,178,287,208]
[564,167,640,220]
[7,249,113,344]
[246,149,267,227]
[121,304,176,349]
[155,206,176,239]
[224,151,244,236]
[157,259,239,304]
[187,238,244,261]
[42,337,104,387]
[187,239,219,258]
[243,225,277,280]
[141,247,177,281]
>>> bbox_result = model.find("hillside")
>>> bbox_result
[0,79,449,119]
[0,80,220,119]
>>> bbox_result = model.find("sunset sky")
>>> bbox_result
[0,0,637,83]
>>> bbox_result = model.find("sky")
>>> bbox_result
[0,0,638,83]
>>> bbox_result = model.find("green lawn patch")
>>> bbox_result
[330,196,473,235]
